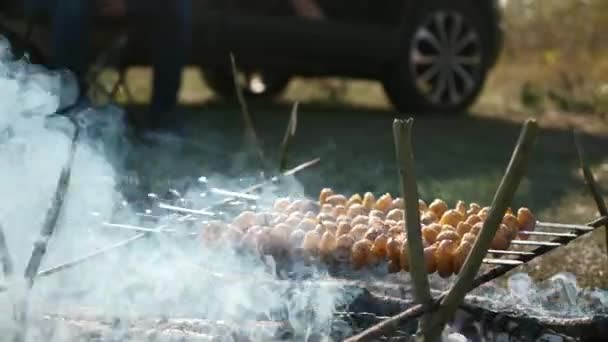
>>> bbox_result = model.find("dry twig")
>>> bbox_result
[392,118,435,341]
[572,130,608,256]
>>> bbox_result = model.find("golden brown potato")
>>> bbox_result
[505,207,514,216]
[273,198,291,212]
[285,216,302,228]
[375,193,393,213]
[319,188,334,205]
[429,199,449,218]
[391,198,405,211]
[319,231,337,255]
[254,212,273,226]
[453,240,473,273]
[399,241,410,272]
[478,207,491,220]
[322,221,338,234]
[362,192,376,211]
[346,193,363,208]
[288,229,306,248]
[302,231,321,251]
[455,200,467,216]
[332,205,347,218]
[462,232,477,244]
[320,204,332,215]
[347,204,366,218]
[326,194,347,206]
[423,246,438,273]
[336,234,355,250]
[272,223,292,240]
[441,224,458,233]
[456,222,473,237]
[467,203,481,217]
[420,211,439,225]
[490,224,511,250]
[296,218,317,232]
[418,199,428,212]
[233,211,257,230]
[386,208,404,222]
[351,224,369,240]
[368,216,384,228]
[384,219,398,227]
[369,209,386,220]
[386,237,402,263]
[436,230,461,243]
[517,207,536,239]
[465,214,482,226]
[371,234,389,258]
[388,226,404,237]
[337,222,352,236]
[314,224,326,236]
[317,213,335,223]
[351,240,373,269]
[471,222,484,235]
[502,214,520,240]
[351,214,369,227]
[364,227,383,242]
[439,209,464,227]
[436,239,458,278]
[421,226,440,244]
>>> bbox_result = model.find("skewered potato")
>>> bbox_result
[455,201,467,216]
[418,199,428,212]
[302,231,321,251]
[490,224,511,250]
[386,237,403,262]
[391,198,405,211]
[289,229,306,248]
[375,193,393,213]
[272,223,292,240]
[436,239,458,278]
[386,208,404,221]
[286,200,303,214]
[362,192,376,211]
[336,234,355,250]
[285,216,302,228]
[326,194,347,206]
[436,230,461,243]
[465,214,482,226]
[439,209,464,227]
[322,221,338,234]
[347,204,366,218]
[352,240,373,269]
[233,211,257,230]
[399,241,409,271]
[351,224,368,240]
[456,222,473,236]
[321,204,333,214]
[319,188,334,205]
[478,207,491,220]
[371,234,389,258]
[517,207,536,240]
[351,215,369,226]
[423,246,438,273]
[319,231,337,255]
[388,226,404,237]
[314,224,327,236]
[364,227,382,241]
[502,214,520,240]
[429,199,449,218]
[317,213,335,223]
[297,218,317,232]
[421,225,440,244]
[420,211,438,225]
[462,232,477,244]
[453,240,473,273]
[337,222,352,236]
[467,203,481,217]
[471,222,483,235]
[347,193,362,207]
[441,224,457,233]
[332,205,347,217]
[369,209,385,220]
[273,198,291,212]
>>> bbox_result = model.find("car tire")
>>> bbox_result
[382,0,491,114]
[203,68,291,100]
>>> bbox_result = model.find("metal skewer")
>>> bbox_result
[482,258,524,266]
[536,221,595,232]
[510,240,562,247]
[487,249,535,256]
[517,230,577,238]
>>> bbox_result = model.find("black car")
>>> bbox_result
[1,0,504,113]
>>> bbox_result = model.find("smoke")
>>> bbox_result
[0,36,354,341]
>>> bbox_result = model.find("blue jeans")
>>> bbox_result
[49,0,192,119]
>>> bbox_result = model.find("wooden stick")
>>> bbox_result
[487,249,535,256]
[516,230,577,238]
[208,188,260,201]
[37,233,147,278]
[573,130,608,256]
[392,119,435,340]
[279,102,299,172]
[510,240,562,247]
[0,224,14,278]
[229,53,267,171]
[432,119,538,330]
[536,221,595,231]
[482,258,523,266]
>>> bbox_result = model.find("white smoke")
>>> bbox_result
[0,36,353,341]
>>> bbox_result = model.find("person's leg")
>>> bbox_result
[50,0,94,85]
[147,0,193,128]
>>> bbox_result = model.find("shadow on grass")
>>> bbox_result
[122,100,608,219]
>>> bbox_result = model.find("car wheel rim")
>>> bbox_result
[410,11,483,108]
